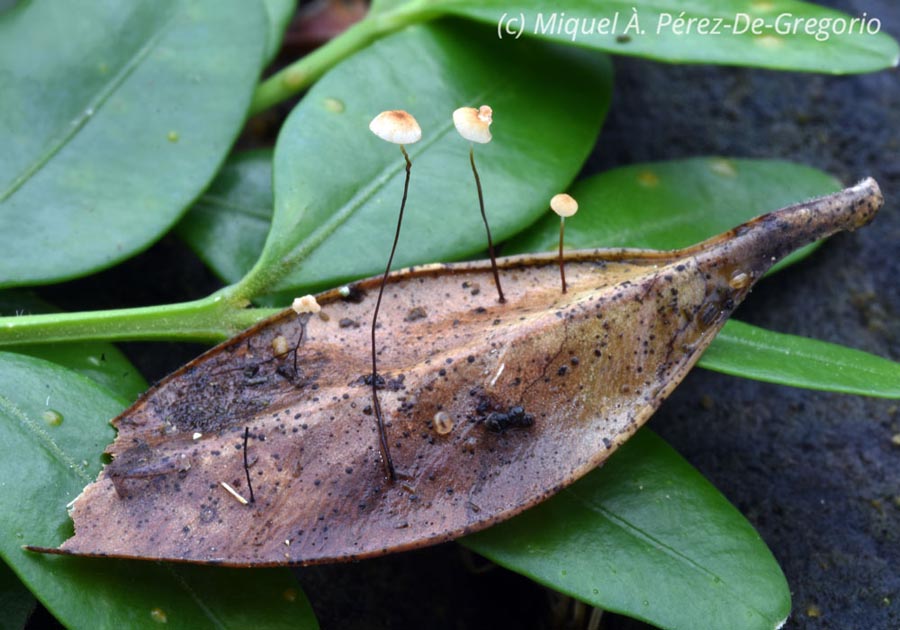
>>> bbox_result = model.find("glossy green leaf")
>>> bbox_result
[700,320,900,398]
[262,0,296,63]
[177,150,274,286]
[438,0,899,73]
[0,0,266,287]
[463,429,790,630]
[0,352,317,629]
[0,291,148,401]
[506,157,840,273]
[0,561,35,630]
[252,19,611,296]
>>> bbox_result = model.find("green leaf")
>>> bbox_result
[0,0,267,288]
[248,19,612,297]
[506,157,840,273]
[0,352,318,629]
[463,429,790,630]
[439,0,900,73]
[1,561,35,630]
[0,291,148,401]
[700,320,900,399]
[262,0,296,63]
[177,150,274,286]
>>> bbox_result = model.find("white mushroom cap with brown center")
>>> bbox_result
[550,193,578,218]
[453,105,493,144]
[369,110,422,145]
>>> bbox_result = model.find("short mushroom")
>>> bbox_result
[453,105,505,303]
[367,109,423,481]
[550,193,579,294]
[291,294,321,314]
[288,294,321,378]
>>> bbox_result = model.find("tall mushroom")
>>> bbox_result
[452,105,505,303]
[367,109,422,481]
[550,193,579,294]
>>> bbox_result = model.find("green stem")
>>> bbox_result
[249,3,439,115]
[0,293,281,346]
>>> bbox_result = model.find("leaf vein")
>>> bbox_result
[717,327,899,381]
[165,565,228,629]
[0,8,176,202]
[0,394,92,484]
[562,486,777,623]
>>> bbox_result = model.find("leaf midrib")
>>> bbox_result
[0,394,92,485]
[166,565,229,629]
[0,7,176,202]
[563,484,779,625]
[717,324,900,384]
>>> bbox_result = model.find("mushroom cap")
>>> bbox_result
[550,193,578,218]
[452,105,493,144]
[369,110,422,145]
[291,295,322,315]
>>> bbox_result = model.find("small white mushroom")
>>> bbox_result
[551,193,579,218]
[369,110,422,145]
[291,295,321,315]
[452,104,505,302]
[452,105,493,144]
[550,194,579,293]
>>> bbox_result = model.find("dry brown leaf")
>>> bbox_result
[34,179,882,566]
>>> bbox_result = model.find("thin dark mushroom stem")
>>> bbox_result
[469,145,505,303]
[558,217,567,294]
[242,427,255,504]
[370,145,412,482]
[292,318,306,377]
